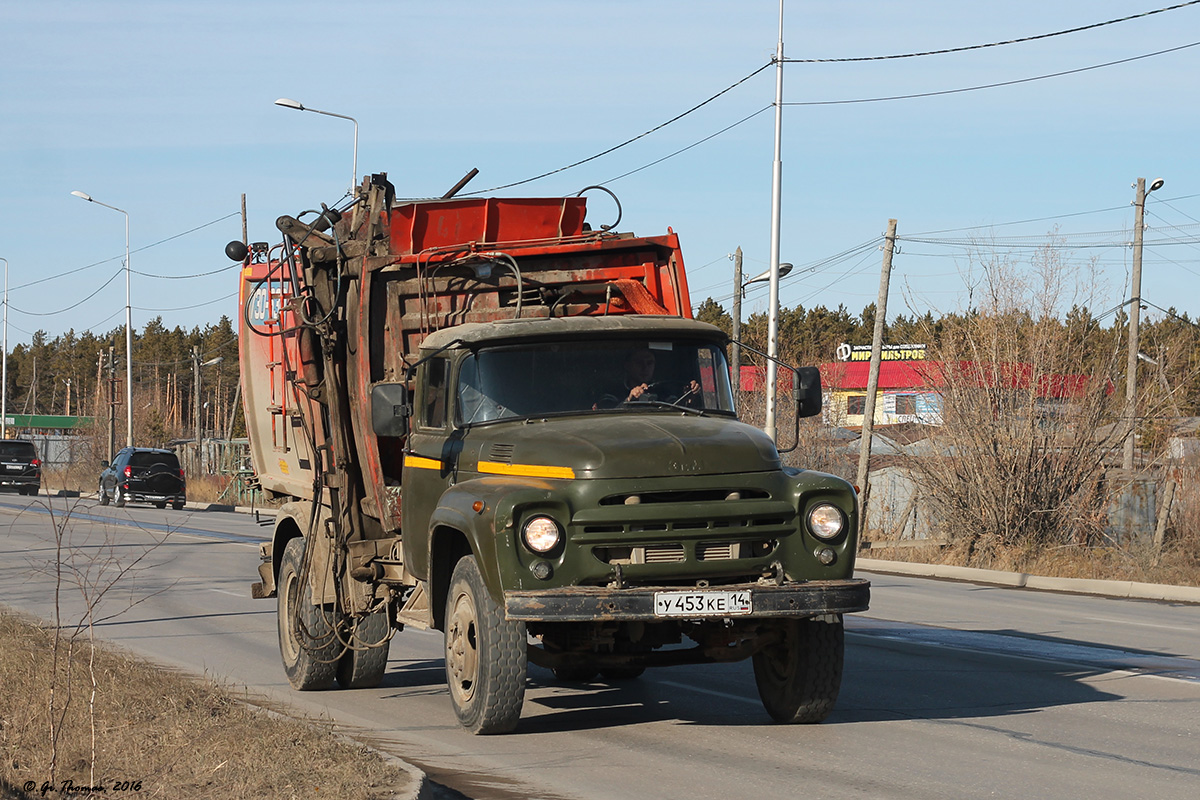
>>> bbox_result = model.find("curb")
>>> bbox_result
[856,557,1200,604]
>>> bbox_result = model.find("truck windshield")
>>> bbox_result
[457,339,735,424]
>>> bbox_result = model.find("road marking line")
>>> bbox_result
[1083,616,1193,632]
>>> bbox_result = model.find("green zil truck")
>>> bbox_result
[236,174,869,733]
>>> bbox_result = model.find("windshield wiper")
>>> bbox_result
[624,399,706,416]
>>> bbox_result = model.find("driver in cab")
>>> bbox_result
[599,346,701,408]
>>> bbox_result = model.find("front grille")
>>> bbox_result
[645,544,685,563]
[599,488,770,506]
[570,481,796,583]
[594,539,775,565]
[697,542,736,560]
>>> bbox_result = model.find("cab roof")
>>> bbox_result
[419,315,726,352]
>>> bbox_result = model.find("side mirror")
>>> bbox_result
[101,460,110,469]
[793,366,822,418]
[370,383,410,438]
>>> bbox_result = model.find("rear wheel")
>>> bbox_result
[154,501,167,509]
[444,556,526,734]
[277,537,338,691]
[752,615,844,724]
[172,500,185,510]
[336,608,391,689]
[114,487,126,508]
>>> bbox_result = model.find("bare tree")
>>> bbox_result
[898,241,1128,567]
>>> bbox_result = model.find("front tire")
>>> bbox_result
[277,537,338,691]
[752,615,844,724]
[336,608,391,689]
[444,556,526,734]
[98,485,110,506]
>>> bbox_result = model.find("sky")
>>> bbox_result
[2,0,1199,355]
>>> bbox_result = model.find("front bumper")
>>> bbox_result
[505,577,870,622]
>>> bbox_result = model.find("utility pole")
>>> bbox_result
[855,219,897,539]
[1123,177,1164,472]
[193,345,201,449]
[730,246,743,413]
[763,0,786,442]
[107,346,116,463]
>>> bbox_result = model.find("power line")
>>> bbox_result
[133,291,238,313]
[134,262,244,280]
[10,268,124,316]
[466,63,772,195]
[11,212,240,292]
[782,41,1200,106]
[599,106,772,186]
[783,1,1200,63]
[906,206,1131,236]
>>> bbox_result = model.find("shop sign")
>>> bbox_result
[835,343,926,362]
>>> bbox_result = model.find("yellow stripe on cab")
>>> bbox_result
[477,461,575,480]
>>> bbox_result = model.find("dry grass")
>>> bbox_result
[863,538,1200,587]
[0,612,411,800]
[38,469,279,509]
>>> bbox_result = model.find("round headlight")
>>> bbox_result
[522,516,562,553]
[808,503,845,540]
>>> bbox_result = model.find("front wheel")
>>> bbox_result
[444,556,526,734]
[277,537,339,691]
[752,615,844,724]
[98,485,111,506]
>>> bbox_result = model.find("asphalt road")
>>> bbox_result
[2,494,1198,800]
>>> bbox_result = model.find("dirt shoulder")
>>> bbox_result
[0,611,419,800]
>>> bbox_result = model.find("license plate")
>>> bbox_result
[653,589,752,617]
[4,464,20,470]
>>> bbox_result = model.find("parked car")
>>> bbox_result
[0,439,41,496]
[99,447,186,509]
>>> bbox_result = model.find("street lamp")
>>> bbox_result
[193,349,224,471]
[1122,176,1165,472]
[274,97,359,195]
[744,261,793,290]
[1,257,7,440]
[72,191,133,448]
[730,257,792,414]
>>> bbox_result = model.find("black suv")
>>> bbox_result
[99,447,186,509]
[0,439,41,496]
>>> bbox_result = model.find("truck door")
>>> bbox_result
[400,356,457,580]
